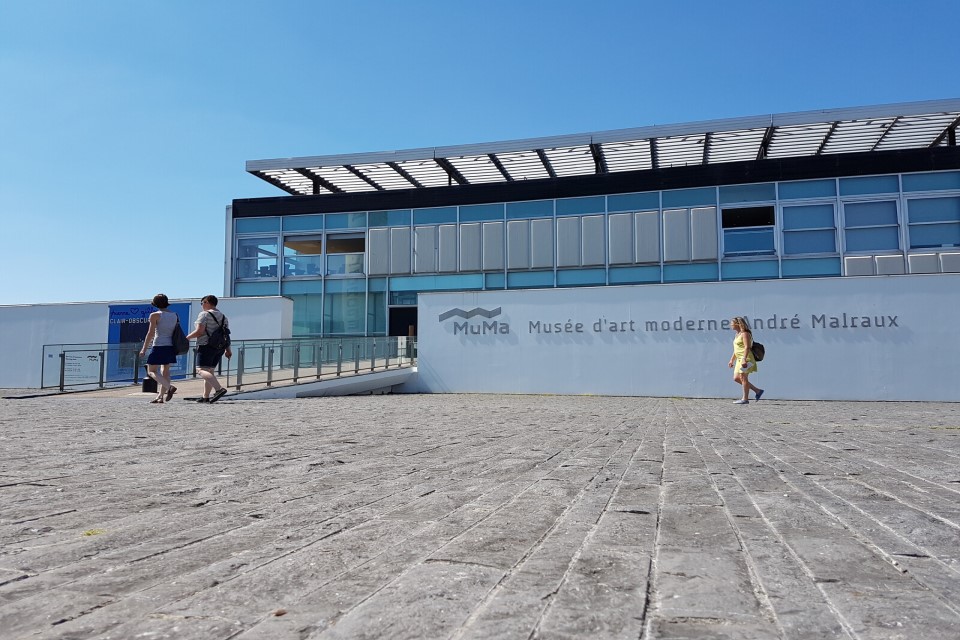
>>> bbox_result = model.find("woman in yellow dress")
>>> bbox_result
[728,316,764,404]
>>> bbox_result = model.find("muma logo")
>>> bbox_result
[439,307,510,335]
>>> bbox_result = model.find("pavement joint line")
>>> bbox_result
[680,403,861,638]
[459,412,648,638]
[675,404,785,636]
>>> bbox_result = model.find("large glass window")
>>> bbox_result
[782,204,836,255]
[907,196,960,249]
[326,233,365,276]
[283,236,323,276]
[722,206,775,256]
[323,279,366,335]
[288,293,323,335]
[236,237,278,278]
[843,201,900,252]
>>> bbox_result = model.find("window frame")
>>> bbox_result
[905,194,960,251]
[721,204,777,258]
[840,198,902,254]
[779,201,838,257]
[235,235,280,280]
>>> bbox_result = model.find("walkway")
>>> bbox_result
[1,394,959,638]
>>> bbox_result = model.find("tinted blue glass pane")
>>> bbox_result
[284,256,324,276]
[323,278,365,294]
[327,254,364,275]
[781,257,841,278]
[367,277,387,292]
[461,204,504,222]
[839,175,899,196]
[281,280,323,295]
[907,197,960,223]
[783,229,836,254]
[720,260,778,280]
[389,274,484,292]
[367,291,386,335]
[414,207,457,225]
[368,210,411,227]
[485,273,505,288]
[325,212,366,229]
[723,228,775,254]
[506,200,553,219]
[844,201,898,227]
[719,183,776,204]
[609,265,661,284]
[282,215,325,231]
[607,192,660,212]
[845,227,899,251]
[507,271,555,288]
[323,290,366,334]
[234,282,279,296]
[778,179,837,200]
[902,171,960,192]
[556,269,605,287]
[286,293,323,335]
[236,259,276,279]
[556,196,605,216]
[663,263,719,283]
[782,204,835,230]
[236,217,280,233]
[662,187,715,208]
[237,237,278,256]
[909,223,960,248]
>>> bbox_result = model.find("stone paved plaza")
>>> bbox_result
[1,392,959,639]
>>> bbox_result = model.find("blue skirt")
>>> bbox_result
[147,345,177,365]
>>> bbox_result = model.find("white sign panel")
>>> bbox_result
[413,274,960,401]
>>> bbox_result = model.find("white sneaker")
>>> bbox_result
[733,399,749,405]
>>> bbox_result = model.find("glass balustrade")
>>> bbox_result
[41,337,416,391]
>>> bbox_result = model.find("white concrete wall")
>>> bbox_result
[0,296,292,388]
[411,274,960,401]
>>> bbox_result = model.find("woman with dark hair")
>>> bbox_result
[139,293,179,404]
[727,316,764,405]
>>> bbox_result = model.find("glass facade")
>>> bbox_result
[232,170,960,337]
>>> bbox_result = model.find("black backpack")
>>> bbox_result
[207,312,231,351]
[751,341,765,362]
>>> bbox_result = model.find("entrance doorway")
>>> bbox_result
[389,307,417,337]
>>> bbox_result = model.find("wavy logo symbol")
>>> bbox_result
[439,307,502,322]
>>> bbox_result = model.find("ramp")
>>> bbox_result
[229,367,416,400]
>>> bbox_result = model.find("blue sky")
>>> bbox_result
[1,0,957,305]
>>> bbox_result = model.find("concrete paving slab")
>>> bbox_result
[1,394,959,639]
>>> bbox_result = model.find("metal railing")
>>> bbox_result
[41,337,417,391]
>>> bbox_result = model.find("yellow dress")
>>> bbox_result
[733,333,758,374]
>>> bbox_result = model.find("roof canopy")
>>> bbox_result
[248,99,960,197]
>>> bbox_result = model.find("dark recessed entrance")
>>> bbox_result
[389,307,417,337]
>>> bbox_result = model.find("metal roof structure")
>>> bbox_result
[248,99,960,197]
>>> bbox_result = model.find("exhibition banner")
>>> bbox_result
[107,303,191,381]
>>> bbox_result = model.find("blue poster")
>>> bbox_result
[107,303,191,381]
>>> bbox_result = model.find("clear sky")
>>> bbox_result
[1,0,957,305]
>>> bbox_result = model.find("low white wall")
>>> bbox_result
[0,296,292,389]
[411,274,960,402]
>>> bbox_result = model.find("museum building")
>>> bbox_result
[228,99,960,338]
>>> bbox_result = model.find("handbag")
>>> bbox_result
[172,317,190,355]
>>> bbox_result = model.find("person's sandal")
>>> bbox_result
[209,389,227,403]
[166,386,177,402]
